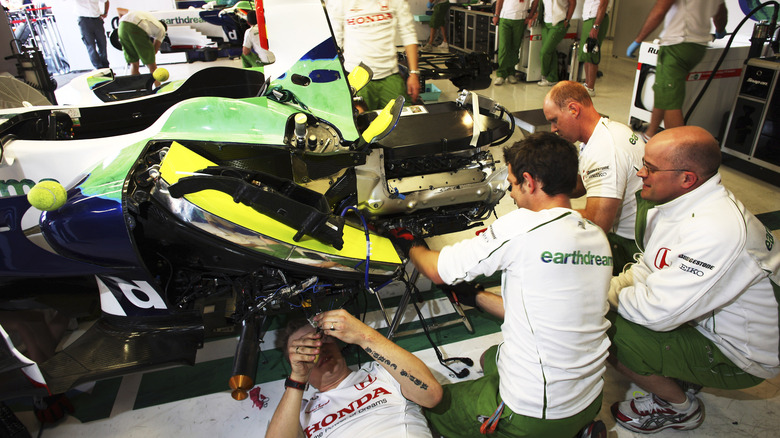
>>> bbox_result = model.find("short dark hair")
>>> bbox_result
[503,132,579,196]
[246,12,257,26]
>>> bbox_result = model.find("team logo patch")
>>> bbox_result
[654,248,672,269]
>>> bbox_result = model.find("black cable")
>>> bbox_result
[400,274,473,378]
[684,1,779,124]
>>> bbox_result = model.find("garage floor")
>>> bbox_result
[7,40,780,437]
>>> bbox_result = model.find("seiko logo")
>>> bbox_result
[747,77,769,86]
[679,263,704,277]
[654,247,672,269]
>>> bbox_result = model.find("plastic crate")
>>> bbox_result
[420,83,441,102]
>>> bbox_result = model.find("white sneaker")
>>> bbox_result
[584,85,595,96]
[421,43,434,52]
[494,77,505,86]
[611,393,704,434]
[436,42,449,53]
[537,78,556,87]
[507,75,519,84]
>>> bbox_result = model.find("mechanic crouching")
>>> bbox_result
[407,132,613,437]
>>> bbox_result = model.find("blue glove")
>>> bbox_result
[427,1,433,9]
[714,30,727,40]
[626,41,641,58]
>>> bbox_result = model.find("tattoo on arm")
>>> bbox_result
[363,346,429,390]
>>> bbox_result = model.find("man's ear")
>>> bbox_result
[522,172,537,193]
[680,171,699,189]
[567,101,579,117]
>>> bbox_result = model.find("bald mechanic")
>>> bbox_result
[265,309,442,438]
[118,10,167,86]
[543,81,644,274]
[608,126,780,433]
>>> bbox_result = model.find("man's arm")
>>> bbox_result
[476,291,505,319]
[492,0,504,26]
[409,245,443,284]
[265,330,322,438]
[633,0,675,43]
[588,0,609,39]
[102,0,109,18]
[712,2,727,34]
[526,0,539,26]
[577,196,621,234]
[404,44,421,103]
[565,0,577,25]
[313,310,443,408]
[571,174,586,199]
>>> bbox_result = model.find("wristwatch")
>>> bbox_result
[285,377,307,391]
[409,70,420,75]
[593,24,600,29]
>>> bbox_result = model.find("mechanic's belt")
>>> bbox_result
[480,401,504,434]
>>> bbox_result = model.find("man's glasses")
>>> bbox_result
[636,158,689,174]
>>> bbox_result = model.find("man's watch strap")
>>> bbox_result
[285,377,307,390]
[409,70,420,75]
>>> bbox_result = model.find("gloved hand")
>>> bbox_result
[714,29,727,40]
[33,394,74,424]
[442,282,483,309]
[387,228,427,257]
[626,41,641,58]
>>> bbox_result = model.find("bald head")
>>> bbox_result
[650,126,721,180]
[546,80,594,109]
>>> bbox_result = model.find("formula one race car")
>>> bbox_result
[0,0,514,402]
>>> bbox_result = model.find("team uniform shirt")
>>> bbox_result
[300,362,432,438]
[540,0,570,25]
[73,0,106,18]
[119,11,166,43]
[617,175,780,379]
[438,208,612,419]
[242,25,276,64]
[580,0,612,21]
[579,117,644,239]
[328,0,418,79]
[660,0,724,46]
[499,0,528,20]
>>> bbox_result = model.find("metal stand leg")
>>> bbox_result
[385,268,419,340]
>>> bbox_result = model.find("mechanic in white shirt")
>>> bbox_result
[408,132,612,437]
[73,0,110,70]
[543,80,645,274]
[241,12,276,68]
[327,0,420,111]
[608,126,780,434]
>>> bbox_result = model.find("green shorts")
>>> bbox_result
[118,21,156,65]
[607,232,639,276]
[608,312,764,390]
[578,16,609,63]
[653,43,706,110]
[355,73,411,111]
[430,3,451,28]
[424,344,602,437]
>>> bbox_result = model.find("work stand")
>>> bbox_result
[380,265,474,342]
